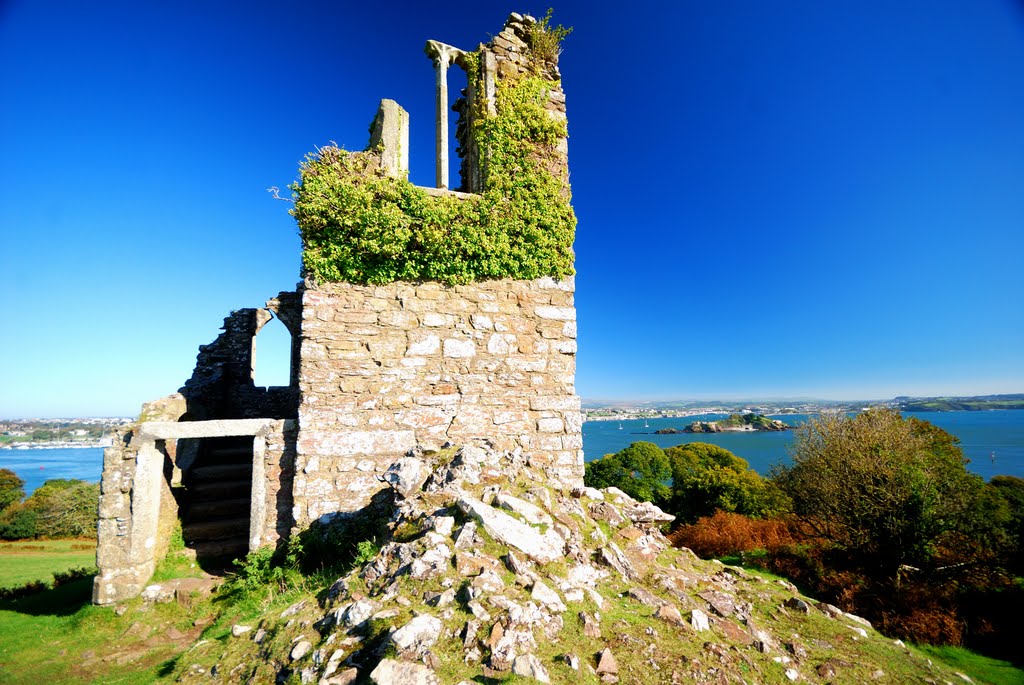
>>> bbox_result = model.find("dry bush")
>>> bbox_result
[867,581,966,645]
[668,511,800,558]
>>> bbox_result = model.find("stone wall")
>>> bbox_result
[292,275,582,527]
[94,395,185,605]
[179,292,301,421]
[254,421,297,548]
[453,13,569,194]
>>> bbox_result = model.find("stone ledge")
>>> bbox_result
[138,419,294,440]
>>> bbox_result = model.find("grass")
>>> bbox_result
[0,539,96,588]
[0,533,1021,684]
[919,645,1024,685]
[0,538,220,684]
[0,576,205,684]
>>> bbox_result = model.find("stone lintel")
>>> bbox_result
[139,418,294,440]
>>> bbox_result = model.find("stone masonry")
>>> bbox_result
[292,275,582,527]
[93,13,582,604]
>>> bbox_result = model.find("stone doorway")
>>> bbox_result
[176,435,254,571]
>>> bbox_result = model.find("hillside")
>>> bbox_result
[898,394,1024,412]
[160,445,973,684]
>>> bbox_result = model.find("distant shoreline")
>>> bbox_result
[0,440,111,451]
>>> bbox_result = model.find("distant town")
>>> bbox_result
[0,417,132,450]
[582,393,1024,421]
[2,393,1020,447]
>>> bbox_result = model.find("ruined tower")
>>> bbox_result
[93,13,581,605]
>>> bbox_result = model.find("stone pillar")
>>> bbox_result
[368,99,409,179]
[425,40,465,190]
[250,433,266,551]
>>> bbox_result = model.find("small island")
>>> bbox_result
[657,413,792,433]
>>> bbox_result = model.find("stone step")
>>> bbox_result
[189,463,252,482]
[188,479,251,500]
[183,497,251,522]
[183,516,250,542]
[188,537,250,565]
[202,445,253,463]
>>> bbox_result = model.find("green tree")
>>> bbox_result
[664,443,790,524]
[987,475,1024,574]
[22,479,100,538]
[0,505,38,540]
[584,441,671,504]
[772,409,996,583]
[0,468,25,511]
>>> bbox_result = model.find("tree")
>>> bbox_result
[0,468,25,511]
[0,505,38,540]
[772,409,995,584]
[987,475,1024,574]
[584,441,671,504]
[664,443,790,524]
[21,479,100,538]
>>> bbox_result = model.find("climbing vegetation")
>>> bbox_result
[291,44,575,285]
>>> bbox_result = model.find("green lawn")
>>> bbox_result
[0,539,96,588]
[0,577,199,684]
[918,645,1024,685]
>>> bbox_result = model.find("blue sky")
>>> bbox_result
[1,1,1022,417]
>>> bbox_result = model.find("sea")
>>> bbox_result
[1,410,1022,495]
[0,447,105,496]
[583,410,1024,482]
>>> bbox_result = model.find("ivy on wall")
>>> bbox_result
[291,55,575,286]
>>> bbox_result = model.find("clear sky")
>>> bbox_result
[1,1,1022,417]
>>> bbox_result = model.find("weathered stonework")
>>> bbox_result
[292,276,582,526]
[94,13,582,604]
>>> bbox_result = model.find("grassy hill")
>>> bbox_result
[2,447,1023,683]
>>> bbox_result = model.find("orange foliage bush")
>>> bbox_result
[668,511,800,558]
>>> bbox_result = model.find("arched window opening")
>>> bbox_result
[252,315,292,388]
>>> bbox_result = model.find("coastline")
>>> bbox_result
[0,440,112,450]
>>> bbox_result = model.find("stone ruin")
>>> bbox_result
[93,14,582,605]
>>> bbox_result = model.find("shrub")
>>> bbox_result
[669,511,800,559]
[665,443,790,524]
[772,409,995,583]
[292,41,574,286]
[584,442,671,504]
[25,480,99,539]
[527,8,572,66]
[0,505,38,540]
[0,468,24,512]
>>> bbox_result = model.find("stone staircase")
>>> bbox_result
[180,436,252,569]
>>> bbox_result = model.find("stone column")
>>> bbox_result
[425,40,465,190]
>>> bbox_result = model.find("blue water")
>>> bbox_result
[1,411,1021,496]
[583,410,1024,482]
[0,447,104,496]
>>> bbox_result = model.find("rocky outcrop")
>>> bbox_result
[172,441,966,684]
[684,414,791,433]
[683,420,722,433]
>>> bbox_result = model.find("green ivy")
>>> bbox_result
[291,56,575,285]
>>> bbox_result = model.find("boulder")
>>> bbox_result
[494,493,553,526]
[290,640,312,661]
[382,457,430,498]
[596,648,618,675]
[512,654,551,683]
[369,659,440,685]
[390,614,442,655]
[457,496,564,563]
